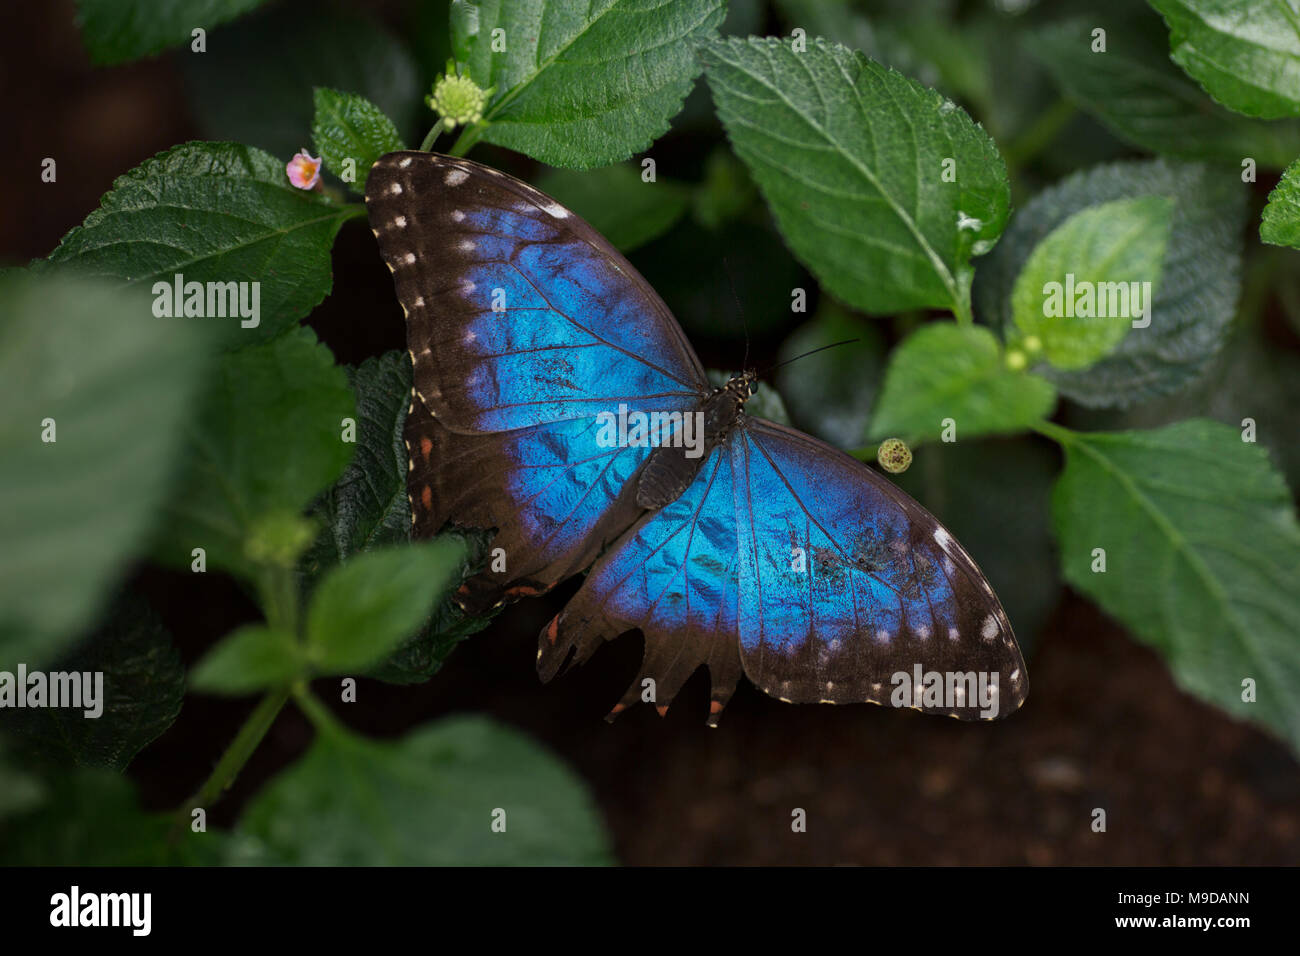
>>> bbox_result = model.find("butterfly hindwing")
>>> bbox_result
[731,419,1026,719]
[538,444,744,725]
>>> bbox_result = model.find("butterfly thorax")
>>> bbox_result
[635,373,755,511]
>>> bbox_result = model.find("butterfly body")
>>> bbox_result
[636,372,753,509]
[366,151,1028,726]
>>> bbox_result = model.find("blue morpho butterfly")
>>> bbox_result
[366,152,1027,726]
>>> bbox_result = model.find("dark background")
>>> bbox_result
[4,0,1298,865]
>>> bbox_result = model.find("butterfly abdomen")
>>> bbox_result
[635,384,746,509]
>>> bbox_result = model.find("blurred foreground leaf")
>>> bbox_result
[75,0,269,65]
[0,274,208,670]
[306,539,467,673]
[152,327,354,580]
[235,715,613,865]
[0,768,223,864]
[3,593,184,770]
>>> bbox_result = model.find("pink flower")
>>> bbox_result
[286,150,322,189]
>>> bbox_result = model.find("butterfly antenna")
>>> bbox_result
[721,258,751,371]
[757,338,860,377]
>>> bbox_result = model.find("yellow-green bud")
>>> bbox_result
[877,437,913,475]
[426,69,491,130]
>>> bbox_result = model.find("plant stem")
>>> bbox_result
[293,685,348,739]
[419,117,447,152]
[258,563,299,638]
[1002,99,1076,171]
[448,124,483,157]
[178,686,291,819]
[1030,418,1075,445]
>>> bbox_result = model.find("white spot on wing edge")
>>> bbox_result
[542,200,569,219]
[445,168,469,186]
[398,156,413,168]
[981,615,998,641]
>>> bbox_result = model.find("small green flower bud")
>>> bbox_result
[877,437,913,475]
[426,66,492,130]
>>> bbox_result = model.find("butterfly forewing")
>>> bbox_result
[365,152,708,433]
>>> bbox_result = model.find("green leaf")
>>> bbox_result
[306,539,468,673]
[0,273,209,671]
[1067,325,1300,498]
[74,0,269,65]
[974,159,1247,408]
[311,89,406,195]
[1011,196,1173,370]
[235,716,613,864]
[1026,14,1300,169]
[450,0,727,167]
[0,740,45,821]
[305,354,414,569]
[3,593,185,771]
[301,354,495,684]
[1262,158,1300,248]
[189,625,302,696]
[152,327,355,580]
[532,165,689,252]
[1048,420,1300,753]
[1150,0,1300,119]
[893,437,1062,657]
[182,5,423,162]
[701,36,1010,320]
[45,142,361,348]
[774,302,887,449]
[869,324,1056,444]
[0,768,224,864]
[775,0,992,112]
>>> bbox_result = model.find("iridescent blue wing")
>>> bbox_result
[538,445,743,726]
[730,418,1027,719]
[366,153,708,610]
